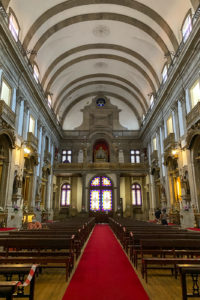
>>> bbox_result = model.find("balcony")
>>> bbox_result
[186,102,200,129]
[54,162,148,174]
[0,100,16,128]
[164,133,175,151]
[27,132,38,150]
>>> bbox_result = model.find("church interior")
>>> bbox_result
[0,0,200,299]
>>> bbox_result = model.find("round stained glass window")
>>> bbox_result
[96,98,106,107]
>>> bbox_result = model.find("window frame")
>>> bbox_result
[62,150,72,163]
[189,79,200,109]
[162,64,168,83]
[0,78,12,107]
[47,94,52,108]
[29,115,35,135]
[166,115,174,136]
[132,183,142,206]
[130,149,141,164]
[152,137,157,151]
[181,10,192,42]
[33,63,40,83]
[8,8,20,42]
[60,183,71,207]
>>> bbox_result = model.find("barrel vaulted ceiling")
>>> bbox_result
[5,0,194,129]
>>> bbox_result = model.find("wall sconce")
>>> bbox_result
[24,147,31,154]
[172,149,178,156]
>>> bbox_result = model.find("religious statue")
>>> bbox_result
[13,173,21,195]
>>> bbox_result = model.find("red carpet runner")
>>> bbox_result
[63,224,149,300]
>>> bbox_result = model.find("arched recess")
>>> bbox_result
[23,0,178,51]
[0,133,13,207]
[89,175,113,212]
[93,139,109,163]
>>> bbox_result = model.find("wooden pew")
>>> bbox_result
[178,264,200,300]
[140,239,200,282]
[0,264,39,300]
[0,281,19,300]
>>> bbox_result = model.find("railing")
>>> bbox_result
[163,133,175,150]
[54,162,148,171]
[0,100,16,128]
[186,102,200,128]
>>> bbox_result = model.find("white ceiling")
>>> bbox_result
[6,0,194,129]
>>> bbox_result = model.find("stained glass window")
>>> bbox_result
[91,177,100,186]
[90,190,100,211]
[90,176,112,211]
[102,190,112,211]
[132,183,142,206]
[102,176,112,186]
[61,184,71,206]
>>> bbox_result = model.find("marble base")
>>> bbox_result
[7,207,23,229]
[180,210,195,228]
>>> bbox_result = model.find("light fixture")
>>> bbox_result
[172,149,177,156]
[24,147,31,154]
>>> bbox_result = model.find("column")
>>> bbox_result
[39,126,46,178]
[22,100,29,140]
[179,95,187,135]
[15,95,23,133]
[81,173,86,211]
[171,101,180,141]
[116,172,120,211]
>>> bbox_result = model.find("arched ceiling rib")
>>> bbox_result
[5,0,194,127]
[29,13,170,64]
[22,0,178,51]
[56,80,147,116]
[54,73,148,112]
[41,44,160,88]
[46,53,156,93]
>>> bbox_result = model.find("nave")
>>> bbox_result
[1,218,200,300]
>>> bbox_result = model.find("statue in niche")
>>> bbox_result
[13,173,21,195]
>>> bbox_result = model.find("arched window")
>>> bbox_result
[9,11,19,41]
[162,64,168,83]
[132,183,142,206]
[90,176,112,211]
[33,64,40,82]
[182,12,192,42]
[47,94,52,108]
[60,184,71,206]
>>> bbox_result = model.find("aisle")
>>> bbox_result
[63,224,149,300]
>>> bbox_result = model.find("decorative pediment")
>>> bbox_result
[75,95,127,131]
